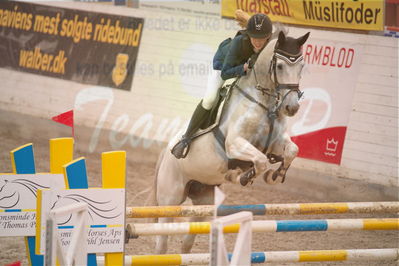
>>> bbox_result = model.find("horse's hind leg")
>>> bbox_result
[155,153,188,254]
[182,183,215,254]
[265,133,298,184]
[155,217,173,254]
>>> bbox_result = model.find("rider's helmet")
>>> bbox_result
[247,14,272,39]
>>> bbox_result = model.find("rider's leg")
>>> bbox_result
[202,69,224,110]
[171,69,224,159]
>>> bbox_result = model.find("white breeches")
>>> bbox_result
[202,68,224,110]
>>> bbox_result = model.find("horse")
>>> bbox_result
[151,31,310,254]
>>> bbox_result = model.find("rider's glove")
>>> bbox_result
[247,57,254,69]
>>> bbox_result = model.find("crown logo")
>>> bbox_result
[326,138,338,152]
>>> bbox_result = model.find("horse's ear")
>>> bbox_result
[278,31,286,45]
[297,32,310,46]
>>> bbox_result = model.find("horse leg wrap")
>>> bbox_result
[267,153,283,164]
[239,167,256,186]
[274,163,290,183]
[125,224,138,242]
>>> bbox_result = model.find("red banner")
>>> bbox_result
[287,38,363,165]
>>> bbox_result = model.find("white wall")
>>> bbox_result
[0,2,397,187]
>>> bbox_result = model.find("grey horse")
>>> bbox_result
[151,31,310,254]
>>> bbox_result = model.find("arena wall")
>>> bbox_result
[0,2,397,189]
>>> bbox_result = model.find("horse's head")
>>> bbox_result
[271,31,309,116]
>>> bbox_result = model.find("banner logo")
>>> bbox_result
[325,138,338,157]
[112,53,129,87]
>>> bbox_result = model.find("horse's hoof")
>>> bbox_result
[263,170,283,185]
[240,176,249,186]
[125,224,132,243]
[239,168,255,186]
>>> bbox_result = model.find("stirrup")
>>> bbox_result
[171,138,191,159]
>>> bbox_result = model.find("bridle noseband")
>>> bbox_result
[253,46,304,108]
[271,49,304,99]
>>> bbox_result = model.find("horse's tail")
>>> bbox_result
[144,148,165,222]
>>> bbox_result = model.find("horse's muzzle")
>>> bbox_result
[286,104,299,116]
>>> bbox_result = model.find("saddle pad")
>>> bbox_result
[191,84,232,139]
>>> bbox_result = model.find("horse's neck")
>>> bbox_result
[237,40,277,100]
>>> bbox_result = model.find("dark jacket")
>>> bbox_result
[213,31,255,80]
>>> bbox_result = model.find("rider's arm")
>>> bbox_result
[221,37,247,80]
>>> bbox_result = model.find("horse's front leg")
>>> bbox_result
[225,136,268,186]
[264,133,298,184]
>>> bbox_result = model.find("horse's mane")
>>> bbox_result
[271,22,288,40]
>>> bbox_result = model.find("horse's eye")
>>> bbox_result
[277,64,283,70]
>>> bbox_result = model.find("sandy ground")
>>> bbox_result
[0,113,398,266]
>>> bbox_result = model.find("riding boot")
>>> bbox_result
[171,101,210,159]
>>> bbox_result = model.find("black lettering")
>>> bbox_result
[364,8,373,24]
[345,8,353,23]
[323,6,331,21]
[303,0,315,19]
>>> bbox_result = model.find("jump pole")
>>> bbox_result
[96,248,399,265]
[126,218,399,238]
[126,202,399,218]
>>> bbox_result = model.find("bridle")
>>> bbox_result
[253,45,304,113]
[234,42,305,155]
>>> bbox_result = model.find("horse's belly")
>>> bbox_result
[179,136,227,185]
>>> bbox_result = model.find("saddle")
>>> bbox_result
[188,80,255,171]
[189,83,232,140]
[190,78,284,173]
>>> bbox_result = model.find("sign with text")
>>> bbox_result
[136,0,221,17]
[0,174,65,236]
[221,0,384,31]
[0,1,144,90]
[37,188,125,254]
[288,39,363,164]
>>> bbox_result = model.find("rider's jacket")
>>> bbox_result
[213,31,256,80]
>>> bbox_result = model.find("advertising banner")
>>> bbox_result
[0,1,144,90]
[0,174,65,237]
[221,0,384,31]
[288,38,363,164]
[136,0,221,17]
[37,188,125,254]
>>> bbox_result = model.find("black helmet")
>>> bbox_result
[247,14,272,39]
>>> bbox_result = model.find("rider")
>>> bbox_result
[171,13,273,159]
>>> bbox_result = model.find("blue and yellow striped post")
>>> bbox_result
[35,138,74,263]
[63,157,97,266]
[10,143,42,266]
[102,151,126,266]
[49,138,74,175]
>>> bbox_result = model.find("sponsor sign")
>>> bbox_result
[136,0,221,17]
[0,1,144,90]
[37,188,125,254]
[221,0,384,31]
[0,174,65,236]
[288,39,363,164]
